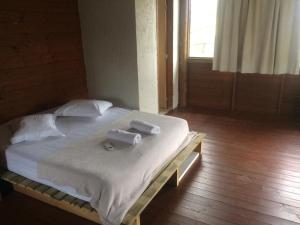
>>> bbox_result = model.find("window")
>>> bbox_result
[189,0,218,58]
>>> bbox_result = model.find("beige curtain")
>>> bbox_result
[213,0,300,75]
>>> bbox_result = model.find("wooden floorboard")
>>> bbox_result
[1,110,300,225]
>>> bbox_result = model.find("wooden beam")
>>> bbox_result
[178,0,190,107]
[277,75,286,115]
[166,0,174,109]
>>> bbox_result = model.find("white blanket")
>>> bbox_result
[37,111,189,225]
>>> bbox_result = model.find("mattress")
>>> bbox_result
[4,107,131,201]
[36,110,190,225]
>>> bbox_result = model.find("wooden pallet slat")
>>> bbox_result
[19,178,33,187]
[43,187,59,197]
[1,171,18,181]
[26,181,41,190]
[62,194,77,204]
[82,203,94,212]
[52,191,67,200]
[35,184,50,194]
[10,175,26,184]
[128,202,144,218]
[71,198,86,208]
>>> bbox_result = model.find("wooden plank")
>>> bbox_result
[178,0,190,107]
[281,75,300,116]
[82,203,95,212]
[235,74,281,114]
[187,64,234,111]
[18,179,33,188]
[26,181,41,190]
[1,171,18,181]
[62,195,76,204]
[35,185,49,194]
[43,188,59,198]
[157,0,168,110]
[10,175,26,184]
[166,0,174,109]
[2,1,78,13]
[53,191,67,201]
[131,216,141,225]
[71,198,86,208]
[12,183,100,224]
[0,0,88,125]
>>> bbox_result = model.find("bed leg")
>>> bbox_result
[167,169,179,187]
[131,216,140,225]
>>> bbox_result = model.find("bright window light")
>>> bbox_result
[189,0,218,58]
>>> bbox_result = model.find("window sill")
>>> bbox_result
[187,57,213,64]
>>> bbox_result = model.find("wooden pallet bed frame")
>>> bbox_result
[1,133,205,225]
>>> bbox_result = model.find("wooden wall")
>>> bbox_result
[187,60,300,116]
[0,0,88,123]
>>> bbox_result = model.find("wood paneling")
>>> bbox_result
[281,75,300,115]
[235,74,281,114]
[187,60,300,116]
[0,0,87,123]
[187,60,234,111]
[1,1,78,13]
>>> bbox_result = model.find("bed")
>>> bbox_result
[0,106,205,225]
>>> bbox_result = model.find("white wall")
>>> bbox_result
[173,0,180,109]
[78,0,159,113]
[78,0,140,109]
[135,0,159,113]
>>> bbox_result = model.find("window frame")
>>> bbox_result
[187,0,216,62]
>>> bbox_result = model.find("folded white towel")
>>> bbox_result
[107,129,142,145]
[130,120,161,135]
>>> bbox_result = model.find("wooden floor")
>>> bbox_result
[1,110,300,225]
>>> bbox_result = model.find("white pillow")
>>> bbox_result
[55,100,113,117]
[11,114,65,144]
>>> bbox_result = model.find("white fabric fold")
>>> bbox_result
[107,129,141,145]
[130,120,160,135]
[11,114,65,144]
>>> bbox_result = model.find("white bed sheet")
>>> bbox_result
[36,110,190,225]
[4,107,131,201]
